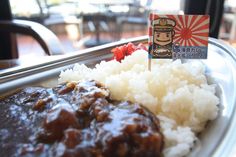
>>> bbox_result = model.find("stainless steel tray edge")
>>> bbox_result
[0,36,148,81]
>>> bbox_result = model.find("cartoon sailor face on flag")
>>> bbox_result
[150,18,176,58]
[148,14,209,60]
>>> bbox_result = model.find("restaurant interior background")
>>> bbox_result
[5,0,236,59]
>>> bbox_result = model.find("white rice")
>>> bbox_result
[59,50,219,157]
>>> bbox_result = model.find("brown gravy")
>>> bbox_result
[0,80,164,157]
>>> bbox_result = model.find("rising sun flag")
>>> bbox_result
[148,14,209,59]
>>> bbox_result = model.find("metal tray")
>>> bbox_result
[0,36,236,157]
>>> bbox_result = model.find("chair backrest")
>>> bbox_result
[0,20,65,56]
[0,0,64,59]
[0,0,18,59]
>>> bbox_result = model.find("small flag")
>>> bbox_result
[148,14,209,59]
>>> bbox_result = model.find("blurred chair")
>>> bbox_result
[0,19,64,57]
[115,2,149,40]
[0,0,64,59]
[220,0,236,40]
[44,15,83,47]
[40,0,83,45]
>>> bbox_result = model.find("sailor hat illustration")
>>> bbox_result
[152,18,176,31]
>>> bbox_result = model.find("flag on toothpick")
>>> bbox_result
[148,14,209,69]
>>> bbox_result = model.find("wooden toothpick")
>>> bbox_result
[148,58,151,71]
